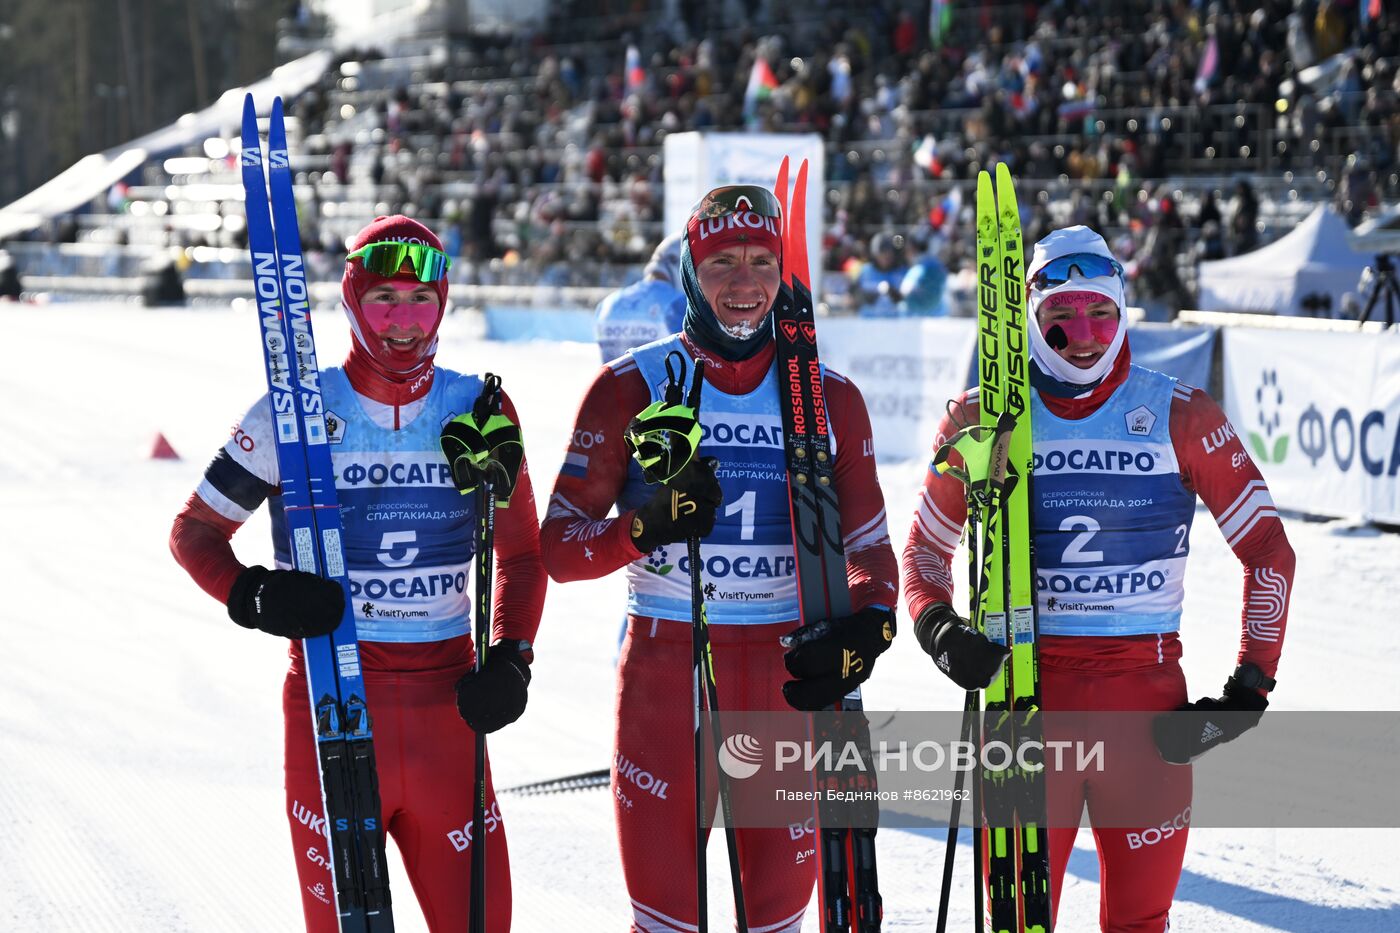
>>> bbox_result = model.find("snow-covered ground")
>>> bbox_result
[1,302,1396,931]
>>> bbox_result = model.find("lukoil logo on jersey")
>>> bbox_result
[291,799,328,838]
[614,752,671,800]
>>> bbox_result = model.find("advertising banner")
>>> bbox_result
[820,317,978,464]
[1131,323,1217,392]
[1222,329,1400,523]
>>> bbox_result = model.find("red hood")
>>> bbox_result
[1037,338,1132,420]
[344,338,436,408]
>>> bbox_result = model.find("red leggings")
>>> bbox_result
[1039,660,1192,933]
[283,663,511,932]
[614,616,816,933]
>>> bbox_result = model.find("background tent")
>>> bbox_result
[1197,204,1372,316]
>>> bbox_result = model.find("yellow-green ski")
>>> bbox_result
[995,162,1051,933]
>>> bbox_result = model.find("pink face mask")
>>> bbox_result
[1037,290,1120,350]
[359,280,441,335]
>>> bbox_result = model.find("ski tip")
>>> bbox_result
[790,160,810,288]
[776,157,792,287]
[272,96,284,120]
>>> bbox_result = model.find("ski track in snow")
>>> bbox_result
[0,304,1396,931]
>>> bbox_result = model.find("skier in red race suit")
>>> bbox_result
[540,185,899,931]
[169,215,546,932]
[902,226,1294,931]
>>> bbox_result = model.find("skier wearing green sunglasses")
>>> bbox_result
[172,214,546,930]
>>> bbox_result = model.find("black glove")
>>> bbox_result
[1152,664,1273,765]
[781,606,896,711]
[439,400,524,505]
[226,565,344,639]
[629,457,723,554]
[455,640,533,734]
[913,602,1010,692]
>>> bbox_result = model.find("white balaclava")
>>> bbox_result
[1027,226,1128,390]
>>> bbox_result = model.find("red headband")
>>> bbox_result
[685,210,782,267]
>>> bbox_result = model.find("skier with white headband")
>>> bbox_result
[902,226,1295,930]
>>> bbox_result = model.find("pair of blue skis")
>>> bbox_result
[240,94,394,932]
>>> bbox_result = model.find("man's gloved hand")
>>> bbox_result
[226,565,344,639]
[439,401,524,505]
[629,457,723,554]
[1152,664,1273,765]
[780,606,896,711]
[455,640,533,734]
[913,602,1010,691]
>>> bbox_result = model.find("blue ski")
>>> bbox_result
[240,93,395,933]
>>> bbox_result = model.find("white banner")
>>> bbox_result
[1222,329,1400,523]
[820,317,977,464]
[663,132,824,305]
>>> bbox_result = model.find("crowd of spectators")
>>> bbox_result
[18,0,1400,313]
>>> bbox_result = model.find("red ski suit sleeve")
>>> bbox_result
[901,385,1293,682]
[1168,384,1293,681]
[540,340,898,614]
[169,391,546,646]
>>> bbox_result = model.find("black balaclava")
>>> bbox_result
[679,234,777,362]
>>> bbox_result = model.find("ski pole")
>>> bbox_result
[681,357,750,931]
[469,375,507,933]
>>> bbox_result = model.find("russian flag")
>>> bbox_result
[561,451,590,479]
[625,44,645,93]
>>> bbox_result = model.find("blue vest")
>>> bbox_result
[594,279,688,363]
[620,336,800,624]
[271,367,484,643]
[1031,366,1196,636]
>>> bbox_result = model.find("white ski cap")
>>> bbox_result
[1027,225,1128,389]
[1027,225,1126,314]
[642,231,686,289]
